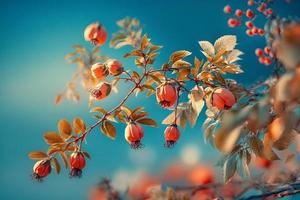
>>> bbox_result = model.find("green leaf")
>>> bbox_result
[224,155,237,183]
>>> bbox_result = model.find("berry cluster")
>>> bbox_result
[32,151,87,181]
[224,1,273,37]
[255,46,273,65]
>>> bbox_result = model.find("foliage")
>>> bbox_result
[29,0,300,199]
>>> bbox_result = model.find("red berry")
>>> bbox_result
[258,29,265,36]
[90,82,112,101]
[125,122,144,148]
[223,5,232,14]
[106,59,123,76]
[228,18,238,27]
[84,22,107,46]
[257,3,267,12]
[245,21,254,28]
[246,29,254,36]
[255,157,272,169]
[264,57,272,65]
[255,48,264,57]
[70,152,86,170]
[156,82,178,108]
[33,160,51,180]
[266,8,273,15]
[70,152,86,177]
[248,0,254,6]
[252,27,258,34]
[259,57,265,64]
[164,124,180,148]
[235,9,243,17]
[264,46,271,54]
[246,9,255,18]
[212,88,236,110]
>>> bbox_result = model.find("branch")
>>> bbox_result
[172,179,300,199]
[240,181,300,200]
[65,56,149,150]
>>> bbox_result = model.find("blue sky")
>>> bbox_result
[1,0,300,199]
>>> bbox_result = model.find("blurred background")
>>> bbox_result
[0,0,300,199]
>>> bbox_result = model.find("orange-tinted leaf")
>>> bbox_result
[60,152,69,168]
[101,121,116,139]
[136,118,157,127]
[28,151,48,160]
[58,119,72,140]
[52,157,61,174]
[170,50,191,62]
[73,117,86,134]
[44,132,64,144]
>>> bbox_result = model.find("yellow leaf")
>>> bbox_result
[191,57,202,77]
[120,106,132,116]
[140,34,149,50]
[214,125,243,154]
[172,60,191,69]
[198,41,215,57]
[177,69,190,81]
[170,50,191,62]
[124,49,143,58]
[214,35,237,53]
[90,107,107,114]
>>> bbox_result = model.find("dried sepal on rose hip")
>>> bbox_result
[32,160,52,181]
[91,62,109,80]
[84,22,107,46]
[211,88,236,110]
[90,82,112,101]
[164,124,180,148]
[106,59,123,76]
[69,152,86,178]
[124,122,144,149]
[156,82,178,109]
